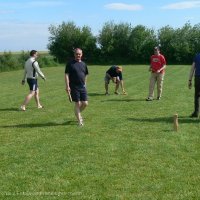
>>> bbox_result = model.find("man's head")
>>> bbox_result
[116,66,123,73]
[30,50,38,58]
[74,48,83,62]
[154,46,160,55]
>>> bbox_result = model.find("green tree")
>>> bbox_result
[128,25,157,63]
[98,21,132,63]
[158,23,200,64]
[48,21,97,63]
[190,23,200,54]
[98,21,115,62]
[158,25,176,63]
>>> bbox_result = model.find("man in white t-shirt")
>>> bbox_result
[20,50,46,111]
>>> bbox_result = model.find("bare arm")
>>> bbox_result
[85,75,88,86]
[157,64,166,73]
[65,73,70,93]
[149,65,152,72]
[22,68,26,85]
[120,80,125,91]
[33,62,46,80]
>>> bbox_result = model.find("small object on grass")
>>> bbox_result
[173,113,178,132]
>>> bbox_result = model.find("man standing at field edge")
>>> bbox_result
[188,52,200,118]
[65,48,89,126]
[146,46,166,101]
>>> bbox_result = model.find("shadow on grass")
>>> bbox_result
[0,107,19,112]
[1,121,77,128]
[101,98,145,102]
[88,92,105,96]
[128,116,199,124]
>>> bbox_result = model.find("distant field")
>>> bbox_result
[0,51,49,55]
[0,65,199,199]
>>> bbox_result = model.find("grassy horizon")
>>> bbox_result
[0,65,199,199]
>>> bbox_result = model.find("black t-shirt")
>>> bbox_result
[106,66,122,80]
[65,60,88,88]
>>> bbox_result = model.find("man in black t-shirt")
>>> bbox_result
[65,48,88,126]
[104,65,127,95]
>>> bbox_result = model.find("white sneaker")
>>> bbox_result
[78,121,84,126]
[78,118,84,126]
[38,105,43,109]
[20,105,26,111]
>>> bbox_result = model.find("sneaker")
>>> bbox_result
[146,97,153,101]
[190,112,199,118]
[105,92,110,95]
[114,91,119,95]
[38,105,43,109]
[20,105,26,111]
[157,96,161,100]
[123,91,127,95]
[78,121,84,126]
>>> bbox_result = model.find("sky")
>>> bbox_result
[0,0,200,52]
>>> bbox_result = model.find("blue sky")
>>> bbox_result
[0,0,200,51]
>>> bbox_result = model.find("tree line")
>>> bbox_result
[48,21,200,64]
[1,21,200,72]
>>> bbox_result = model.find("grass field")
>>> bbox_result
[0,65,199,200]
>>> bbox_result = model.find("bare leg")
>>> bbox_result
[115,82,120,93]
[80,101,88,112]
[74,101,83,125]
[34,88,42,108]
[105,82,109,94]
[21,91,35,110]
[74,101,88,125]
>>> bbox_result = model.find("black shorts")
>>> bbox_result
[70,86,88,102]
[27,78,38,91]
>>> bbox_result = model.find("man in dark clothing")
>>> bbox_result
[188,53,200,118]
[104,65,127,95]
[65,48,89,126]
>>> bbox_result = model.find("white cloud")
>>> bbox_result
[104,3,143,11]
[162,1,200,10]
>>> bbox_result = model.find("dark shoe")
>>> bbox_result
[114,91,119,95]
[190,112,199,118]
[157,96,161,100]
[146,97,153,101]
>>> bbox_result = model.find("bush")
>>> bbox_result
[0,51,59,72]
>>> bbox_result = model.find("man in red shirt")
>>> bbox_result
[146,46,167,101]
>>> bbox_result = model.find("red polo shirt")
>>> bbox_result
[150,54,166,73]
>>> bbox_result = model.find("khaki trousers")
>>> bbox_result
[148,73,164,98]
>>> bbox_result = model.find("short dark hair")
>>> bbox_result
[30,50,37,56]
[154,46,160,51]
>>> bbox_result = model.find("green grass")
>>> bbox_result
[0,65,200,200]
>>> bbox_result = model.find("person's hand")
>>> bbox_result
[66,86,71,94]
[21,80,25,85]
[149,67,152,72]
[112,77,116,83]
[188,80,192,89]
[157,69,161,73]
[43,76,46,81]
[116,76,120,83]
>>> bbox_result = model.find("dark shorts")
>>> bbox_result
[27,78,38,91]
[70,86,88,102]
